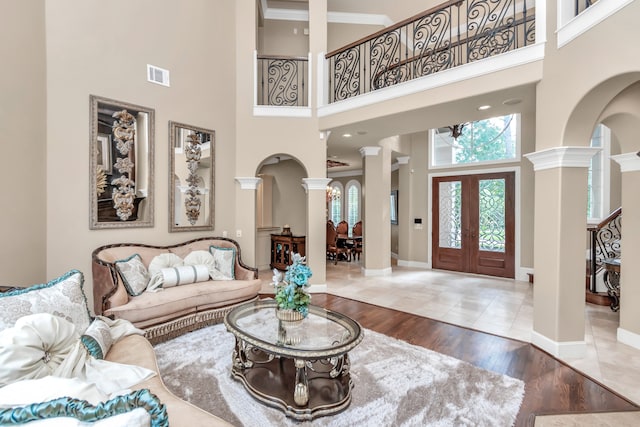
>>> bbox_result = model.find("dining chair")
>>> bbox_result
[352,221,363,260]
[327,221,350,264]
[336,220,349,236]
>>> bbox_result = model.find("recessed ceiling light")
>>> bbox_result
[502,98,522,106]
[342,133,352,138]
[477,105,491,111]
[357,130,367,135]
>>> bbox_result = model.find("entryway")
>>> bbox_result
[432,172,515,278]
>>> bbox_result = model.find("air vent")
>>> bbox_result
[147,64,170,87]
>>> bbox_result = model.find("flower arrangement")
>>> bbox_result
[272,253,312,318]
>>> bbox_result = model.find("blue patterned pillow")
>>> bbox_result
[0,389,168,427]
[0,270,91,334]
[115,254,150,296]
[209,246,236,279]
[81,317,113,359]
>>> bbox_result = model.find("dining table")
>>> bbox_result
[336,234,362,261]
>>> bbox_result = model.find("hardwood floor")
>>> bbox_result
[310,294,639,427]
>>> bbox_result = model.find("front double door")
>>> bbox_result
[432,172,515,278]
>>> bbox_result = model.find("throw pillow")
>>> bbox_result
[0,269,91,335]
[0,377,108,408]
[209,245,236,279]
[0,313,78,387]
[81,317,114,360]
[0,388,168,427]
[148,253,184,275]
[184,250,232,281]
[153,265,210,289]
[115,254,150,296]
[147,253,185,291]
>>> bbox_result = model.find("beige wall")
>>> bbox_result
[0,0,47,286]
[327,23,383,53]
[328,0,439,22]
[258,160,307,236]
[259,20,309,56]
[44,0,238,308]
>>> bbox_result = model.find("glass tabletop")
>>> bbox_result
[224,300,363,359]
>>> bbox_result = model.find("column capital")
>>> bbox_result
[524,147,600,171]
[396,156,410,165]
[359,146,381,157]
[301,177,331,193]
[235,177,262,190]
[611,152,640,172]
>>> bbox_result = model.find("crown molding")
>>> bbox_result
[360,146,381,157]
[261,0,392,26]
[235,177,262,190]
[302,178,331,193]
[327,169,363,178]
[524,147,600,171]
[611,152,640,172]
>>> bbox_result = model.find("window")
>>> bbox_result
[345,180,361,228]
[390,190,398,224]
[587,124,610,221]
[328,182,343,225]
[431,114,520,168]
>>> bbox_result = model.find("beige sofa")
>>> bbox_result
[92,236,262,344]
[107,334,233,426]
[0,270,233,426]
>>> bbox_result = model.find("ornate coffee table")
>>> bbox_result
[224,300,364,420]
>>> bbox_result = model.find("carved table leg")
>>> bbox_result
[293,358,309,406]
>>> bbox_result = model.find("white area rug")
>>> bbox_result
[155,323,524,426]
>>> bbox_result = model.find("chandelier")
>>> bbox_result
[326,186,341,203]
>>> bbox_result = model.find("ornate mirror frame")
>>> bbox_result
[89,95,155,229]
[169,121,215,232]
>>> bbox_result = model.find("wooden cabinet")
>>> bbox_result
[270,234,306,271]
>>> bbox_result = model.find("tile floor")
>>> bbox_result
[259,259,640,405]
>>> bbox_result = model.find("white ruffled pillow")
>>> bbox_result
[148,253,184,275]
[147,253,184,291]
[0,313,78,387]
[184,250,232,281]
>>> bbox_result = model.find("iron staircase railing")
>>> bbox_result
[587,207,621,294]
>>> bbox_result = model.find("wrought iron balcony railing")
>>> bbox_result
[326,0,535,103]
[256,55,309,107]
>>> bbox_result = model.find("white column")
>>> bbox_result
[302,178,331,292]
[360,145,392,276]
[611,153,640,350]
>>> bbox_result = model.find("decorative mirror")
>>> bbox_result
[169,121,215,232]
[89,95,155,229]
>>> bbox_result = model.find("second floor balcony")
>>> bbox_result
[255,0,607,110]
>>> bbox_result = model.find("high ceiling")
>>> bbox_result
[258,0,537,174]
[323,84,536,174]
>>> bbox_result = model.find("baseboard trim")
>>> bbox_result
[397,259,431,269]
[517,267,534,282]
[618,327,640,350]
[531,331,586,358]
[362,267,393,277]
